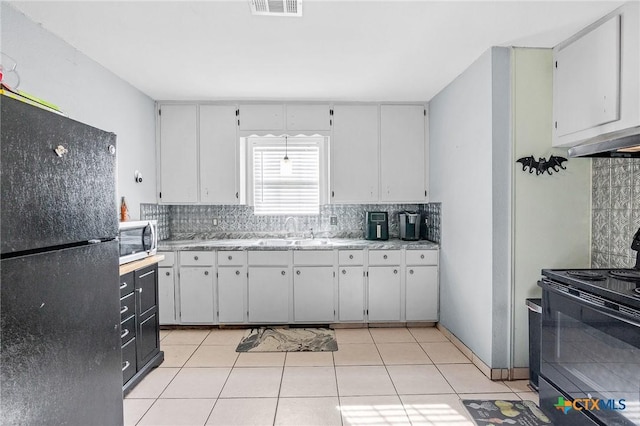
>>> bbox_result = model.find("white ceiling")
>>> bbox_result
[10,0,625,102]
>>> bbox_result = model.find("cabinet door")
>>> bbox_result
[158,267,176,325]
[239,104,284,131]
[368,266,401,321]
[179,267,215,323]
[554,15,621,140]
[159,104,198,203]
[293,266,334,322]
[405,266,438,321]
[380,105,426,202]
[137,312,159,368]
[338,266,365,322]
[136,266,158,315]
[286,105,331,131]
[331,105,379,203]
[247,267,289,323]
[218,266,247,323]
[200,105,240,204]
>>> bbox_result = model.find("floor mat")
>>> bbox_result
[235,327,338,352]
[462,399,552,425]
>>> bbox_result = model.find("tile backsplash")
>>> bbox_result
[591,158,640,268]
[141,202,441,243]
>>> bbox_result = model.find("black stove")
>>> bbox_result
[542,268,640,309]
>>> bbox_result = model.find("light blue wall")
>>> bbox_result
[1,4,156,219]
[429,48,497,366]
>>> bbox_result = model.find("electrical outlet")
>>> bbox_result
[330,216,338,225]
[213,218,219,226]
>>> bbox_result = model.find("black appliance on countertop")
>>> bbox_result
[0,96,123,424]
[365,211,389,240]
[537,229,640,425]
[399,211,421,241]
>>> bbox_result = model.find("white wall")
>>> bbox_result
[511,48,591,368]
[429,48,496,365]
[1,4,156,219]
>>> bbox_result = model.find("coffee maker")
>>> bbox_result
[365,212,389,240]
[399,211,421,241]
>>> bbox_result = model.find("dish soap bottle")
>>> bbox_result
[120,196,129,222]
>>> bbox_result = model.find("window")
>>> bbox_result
[248,136,327,215]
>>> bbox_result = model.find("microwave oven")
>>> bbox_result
[118,220,158,265]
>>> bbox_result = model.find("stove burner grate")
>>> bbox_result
[610,270,640,281]
[566,270,605,280]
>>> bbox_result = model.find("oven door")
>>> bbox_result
[540,280,640,425]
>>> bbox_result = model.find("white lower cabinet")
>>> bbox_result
[158,267,176,324]
[179,266,215,323]
[248,266,289,323]
[217,266,247,323]
[338,266,365,321]
[293,266,335,322]
[157,252,177,325]
[405,266,438,321]
[367,266,401,321]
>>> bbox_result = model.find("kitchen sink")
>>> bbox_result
[254,238,329,247]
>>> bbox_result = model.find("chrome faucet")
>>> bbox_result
[284,217,298,238]
[309,227,314,239]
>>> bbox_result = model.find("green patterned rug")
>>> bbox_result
[462,400,551,425]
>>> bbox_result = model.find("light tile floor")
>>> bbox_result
[124,327,538,426]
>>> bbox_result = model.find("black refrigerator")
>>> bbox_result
[1,96,123,425]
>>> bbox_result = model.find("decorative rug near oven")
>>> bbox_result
[462,400,552,426]
[236,327,338,352]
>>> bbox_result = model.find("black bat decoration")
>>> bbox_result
[516,155,567,175]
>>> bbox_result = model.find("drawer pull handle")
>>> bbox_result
[121,329,130,339]
[420,254,425,259]
[349,254,354,259]
[166,271,170,276]
[281,271,286,276]
[296,270,301,275]
[228,255,233,260]
[194,256,199,261]
[205,271,209,276]
[122,361,131,372]
[342,269,346,274]
[409,269,414,275]
[383,255,388,259]
[139,270,155,279]
[120,282,127,290]
[236,270,240,275]
[120,306,129,315]
[393,269,398,274]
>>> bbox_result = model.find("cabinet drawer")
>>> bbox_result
[158,252,175,267]
[120,272,134,298]
[120,292,135,322]
[293,250,333,265]
[368,250,401,265]
[339,250,364,265]
[405,250,438,265]
[121,337,137,385]
[121,316,136,345]
[248,250,289,265]
[180,251,215,266]
[218,251,247,266]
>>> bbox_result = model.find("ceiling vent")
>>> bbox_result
[250,0,302,17]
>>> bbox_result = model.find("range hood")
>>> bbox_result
[568,127,640,158]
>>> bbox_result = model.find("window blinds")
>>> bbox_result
[253,141,320,215]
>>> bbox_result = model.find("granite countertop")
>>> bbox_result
[158,237,439,251]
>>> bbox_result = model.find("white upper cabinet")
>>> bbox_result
[159,104,198,203]
[331,105,379,203]
[200,105,240,204]
[286,105,331,131]
[380,105,427,202]
[553,2,639,147]
[238,104,284,131]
